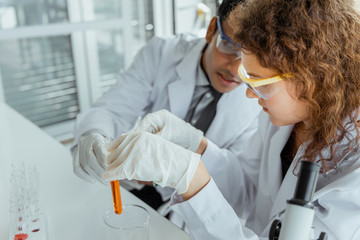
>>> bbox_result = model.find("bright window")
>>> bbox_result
[0,0,156,140]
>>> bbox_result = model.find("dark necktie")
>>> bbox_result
[193,88,222,134]
[189,44,222,134]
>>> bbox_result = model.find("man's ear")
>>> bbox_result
[205,17,217,43]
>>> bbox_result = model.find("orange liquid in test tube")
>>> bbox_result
[110,180,122,214]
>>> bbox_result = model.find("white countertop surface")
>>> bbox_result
[0,102,191,240]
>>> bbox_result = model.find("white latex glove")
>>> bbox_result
[73,133,110,183]
[102,132,201,194]
[134,110,204,152]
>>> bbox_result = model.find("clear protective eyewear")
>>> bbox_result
[216,17,242,60]
[238,63,285,99]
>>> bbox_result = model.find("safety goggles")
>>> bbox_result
[238,63,287,99]
[216,17,242,60]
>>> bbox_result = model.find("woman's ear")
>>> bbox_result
[205,17,217,43]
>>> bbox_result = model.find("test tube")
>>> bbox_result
[110,180,122,214]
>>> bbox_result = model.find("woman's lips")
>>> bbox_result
[259,101,269,112]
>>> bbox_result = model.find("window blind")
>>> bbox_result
[0,35,79,127]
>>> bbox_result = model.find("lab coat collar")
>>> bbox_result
[312,154,360,200]
[270,143,302,219]
[264,125,294,206]
[167,39,207,119]
[313,119,360,196]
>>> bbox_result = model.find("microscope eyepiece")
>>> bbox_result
[288,161,320,207]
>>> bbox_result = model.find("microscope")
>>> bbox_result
[269,161,327,240]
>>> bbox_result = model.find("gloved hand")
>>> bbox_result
[102,132,201,194]
[134,110,204,152]
[73,133,110,183]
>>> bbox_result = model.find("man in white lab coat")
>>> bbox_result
[72,0,260,217]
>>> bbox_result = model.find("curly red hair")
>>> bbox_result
[229,0,360,171]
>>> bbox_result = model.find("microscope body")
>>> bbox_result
[279,201,315,240]
[269,161,327,240]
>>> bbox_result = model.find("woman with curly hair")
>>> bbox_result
[102,0,360,239]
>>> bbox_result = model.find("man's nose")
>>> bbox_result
[246,88,259,99]
[226,57,242,77]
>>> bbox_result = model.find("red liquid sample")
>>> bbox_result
[14,233,28,240]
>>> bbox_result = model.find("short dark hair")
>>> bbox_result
[217,0,245,21]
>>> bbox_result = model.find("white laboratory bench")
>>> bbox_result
[0,102,191,240]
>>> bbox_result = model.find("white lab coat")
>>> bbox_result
[73,34,261,211]
[172,111,360,240]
